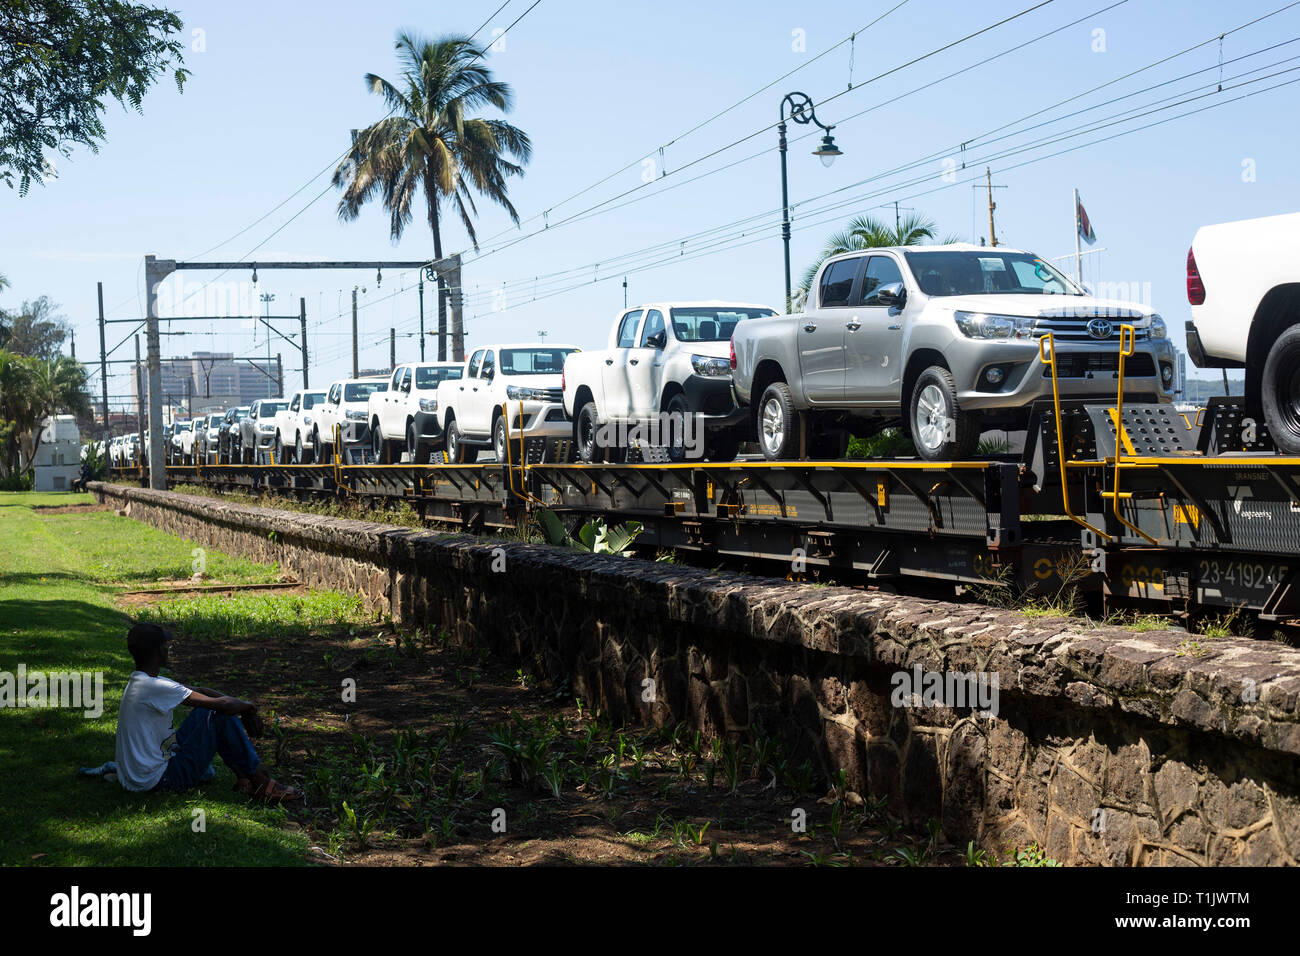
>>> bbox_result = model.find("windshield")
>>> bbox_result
[499,348,576,375]
[903,251,1083,297]
[177,422,191,432]
[259,402,287,418]
[670,307,776,342]
[207,415,223,427]
[344,382,385,402]
[414,366,463,389]
[302,392,326,409]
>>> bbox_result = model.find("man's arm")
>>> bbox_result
[189,686,225,699]
[183,690,256,716]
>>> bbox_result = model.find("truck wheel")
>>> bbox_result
[575,400,606,463]
[704,430,740,462]
[909,366,978,461]
[408,422,431,465]
[446,419,477,464]
[666,394,694,462]
[313,428,324,463]
[493,416,511,464]
[297,432,313,464]
[1261,326,1300,454]
[757,382,801,460]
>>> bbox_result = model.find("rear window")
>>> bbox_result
[415,366,464,389]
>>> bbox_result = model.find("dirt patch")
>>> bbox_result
[117,581,305,608]
[32,504,110,515]
[162,621,972,868]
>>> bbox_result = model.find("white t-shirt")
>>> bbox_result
[115,671,193,791]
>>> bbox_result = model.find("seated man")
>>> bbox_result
[115,622,298,802]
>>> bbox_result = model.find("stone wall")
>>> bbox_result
[91,482,1300,866]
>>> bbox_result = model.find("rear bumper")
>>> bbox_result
[1184,320,1243,369]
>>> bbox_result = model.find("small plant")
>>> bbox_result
[535,507,643,555]
[964,841,989,867]
[1002,843,1062,867]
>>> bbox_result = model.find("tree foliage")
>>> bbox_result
[0,0,189,193]
[333,32,531,360]
[0,350,88,475]
[0,295,71,360]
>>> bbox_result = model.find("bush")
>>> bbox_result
[848,428,915,459]
[0,472,33,491]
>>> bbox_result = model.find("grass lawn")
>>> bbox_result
[0,490,309,866]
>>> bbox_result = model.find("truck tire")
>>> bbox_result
[297,432,313,464]
[313,428,325,463]
[408,421,431,465]
[575,400,606,463]
[909,366,979,461]
[446,419,478,464]
[704,430,740,462]
[1261,325,1300,455]
[493,415,511,464]
[666,394,693,462]
[757,382,801,460]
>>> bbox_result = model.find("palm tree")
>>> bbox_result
[333,32,532,361]
[794,212,961,309]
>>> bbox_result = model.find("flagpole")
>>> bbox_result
[1073,187,1083,285]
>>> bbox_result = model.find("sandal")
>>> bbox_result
[252,778,301,804]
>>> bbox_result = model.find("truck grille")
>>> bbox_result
[1042,353,1156,378]
[536,387,563,403]
[1032,314,1149,342]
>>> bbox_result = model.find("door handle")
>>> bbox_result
[630,359,639,365]
[604,359,614,365]
[803,323,817,332]
[846,321,861,332]
[888,324,901,331]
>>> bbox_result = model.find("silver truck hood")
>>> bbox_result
[931,293,1154,321]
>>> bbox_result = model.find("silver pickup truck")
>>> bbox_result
[731,243,1175,461]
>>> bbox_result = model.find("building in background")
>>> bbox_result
[33,415,81,491]
[131,351,280,416]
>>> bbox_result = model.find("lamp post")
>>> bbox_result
[779,91,842,313]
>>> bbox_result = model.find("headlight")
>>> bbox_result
[1147,314,1167,339]
[346,409,368,421]
[690,354,732,376]
[302,415,312,425]
[418,398,437,413]
[954,311,1035,340]
[506,385,547,401]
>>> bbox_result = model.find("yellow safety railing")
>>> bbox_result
[502,401,546,507]
[1038,333,1111,543]
[1109,324,1157,545]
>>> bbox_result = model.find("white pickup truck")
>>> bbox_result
[368,362,463,463]
[732,244,1174,461]
[273,388,326,463]
[312,376,387,462]
[1185,211,1300,453]
[438,343,579,463]
[562,301,777,462]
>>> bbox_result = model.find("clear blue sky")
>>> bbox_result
[4,0,1299,407]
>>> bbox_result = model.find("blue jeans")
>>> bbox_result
[154,709,261,792]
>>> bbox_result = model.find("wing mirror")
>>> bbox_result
[646,331,667,349]
[876,282,906,307]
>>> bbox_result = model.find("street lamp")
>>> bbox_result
[779,91,842,312]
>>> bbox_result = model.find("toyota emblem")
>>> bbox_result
[1087,318,1113,340]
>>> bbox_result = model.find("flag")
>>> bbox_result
[1076,193,1097,245]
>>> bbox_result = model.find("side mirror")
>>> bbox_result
[647,331,667,349]
[876,282,906,307]
[483,367,495,381]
